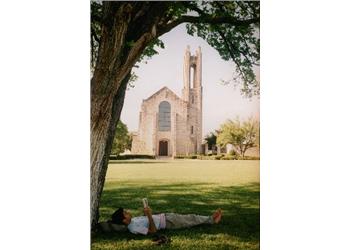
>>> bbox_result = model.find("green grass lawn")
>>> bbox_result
[92,159,260,250]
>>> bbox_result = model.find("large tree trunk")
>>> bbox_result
[90,3,135,230]
[90,72,130,229]
[90,2,169,230]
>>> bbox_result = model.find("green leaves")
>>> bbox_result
[138,38,165,63]
[217,117,259,157]
[111,121,132,156]
[204,132,218,150]
[91,1,260,97]
[184,1,260,97]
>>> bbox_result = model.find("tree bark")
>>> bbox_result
[90,71,130,229]
[90,2,169,230]
[90,3,134,229]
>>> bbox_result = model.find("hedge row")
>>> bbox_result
[174,155,198,159]
[174,154,260,160]
[109,154,156,160]
[109,154,259,160]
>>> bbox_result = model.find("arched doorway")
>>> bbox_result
[159,140,168,156]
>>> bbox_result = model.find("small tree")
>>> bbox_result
[217,117,259,159]
[204,131,217,151]
[111,121,132,156]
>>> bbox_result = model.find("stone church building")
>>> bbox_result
[131,46,203,157]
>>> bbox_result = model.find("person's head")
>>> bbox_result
[111,208,132,225]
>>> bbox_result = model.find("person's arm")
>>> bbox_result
[144,206,157,234]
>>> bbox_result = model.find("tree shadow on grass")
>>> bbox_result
[93,182,259,249]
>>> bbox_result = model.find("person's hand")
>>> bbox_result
[144,206,152,216]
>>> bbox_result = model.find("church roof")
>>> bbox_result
[143,86,182,102]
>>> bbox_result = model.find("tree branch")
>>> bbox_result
[158,14,258,37]
[216,30,249,83]
[186,15,258,25]
[239,33,259,65]
[218,29,252,65]
[91,28,100,44]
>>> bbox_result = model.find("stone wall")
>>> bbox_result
[131,87,191,156]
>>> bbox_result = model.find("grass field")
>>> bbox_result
[92,159,260,250]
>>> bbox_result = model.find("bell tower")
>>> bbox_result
[182,46,203,153]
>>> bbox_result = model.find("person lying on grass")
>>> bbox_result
[111,206,222,235]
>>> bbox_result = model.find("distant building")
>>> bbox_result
[131,46,203,157]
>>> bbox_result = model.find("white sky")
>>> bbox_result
[121,24,259,136]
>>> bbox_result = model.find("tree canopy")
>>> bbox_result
[111,121,132,156]
[217,117,259,158]
[91,1,260,97]
[204,131,218,150]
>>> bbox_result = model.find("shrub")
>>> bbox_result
[111,154,156,160]
[196,155,212,160]
[229,150,239,157]
[173,154,257,160]
[214,155,223,160]
[221,155,235,160]
[174,155,185,159]
[109,155,118,160]
[174,155,197,159]
[242,156,260,160]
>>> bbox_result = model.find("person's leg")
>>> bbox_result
[165,213,213,229]
[165,209,222,229]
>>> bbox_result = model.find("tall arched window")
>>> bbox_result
[158,101,171,131]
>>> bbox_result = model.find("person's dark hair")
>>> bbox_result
[111,208,125,225]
